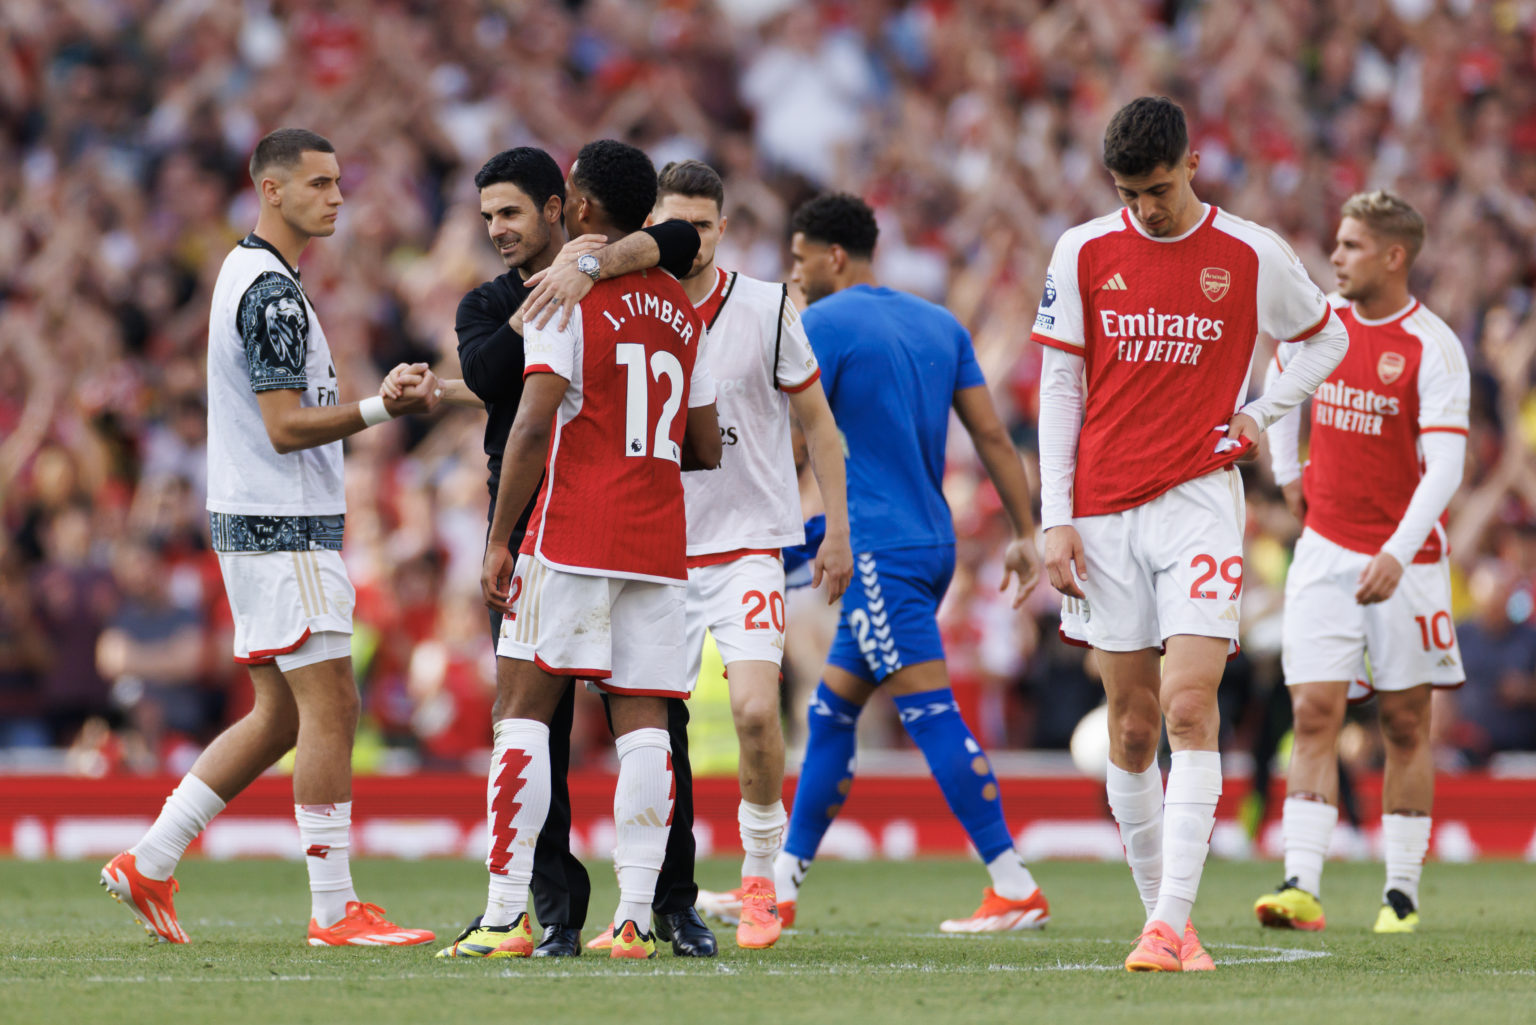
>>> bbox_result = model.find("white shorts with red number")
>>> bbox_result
[217,550,355,665]
[1282,528,1464,698]
[1060,468,1245,653]
[684,552,786,692]
[496,554,689,697]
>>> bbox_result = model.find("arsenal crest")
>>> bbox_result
[1200,267,1230,302]
[1378,351,1406,385]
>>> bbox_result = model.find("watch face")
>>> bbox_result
[578,255,599,273]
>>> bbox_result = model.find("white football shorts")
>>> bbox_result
[684,553,786,692]
[1059,467,1245,653]
[217,550,355,665]
[1282,527,1465,697]
[497,554,689,697]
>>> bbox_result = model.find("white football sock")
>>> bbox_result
[984,849,1039,900]
[1150,750,1221,932]
[1381,813,1431,907]
[613,727,673,930]
[131,773,225,881]
[773,850,811,903]
[295,801,358,927]
[483,718,550,927]
[739,799,787,881]
[1281,796,1337,897]
[1105,760,1164,919]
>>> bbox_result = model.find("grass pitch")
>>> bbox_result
[4,858,1533,1025]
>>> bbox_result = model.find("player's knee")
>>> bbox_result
[1113,714,1160,764]
[1380,703,1428,749]
[733,693,780,743]
[1291,693,1343,743]
[1161,689,1214,742]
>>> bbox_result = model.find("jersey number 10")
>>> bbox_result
[617,342,684,464]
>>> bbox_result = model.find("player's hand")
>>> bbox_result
[1281,479,1306,523]
[386,366,442,416]
[552,234,608,267]
[813,530,854,604]
[1044,525,1087,599]
[482,544,516,614]
[520,261,598,331]
[1001,534,1043,608]
[1355,551,1403,605]
[380,362,425,400]
[1223,412,1261,462]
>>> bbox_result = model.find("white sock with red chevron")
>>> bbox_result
[295,801,357,927]
[613,727,673,929]
[483,718,550,927]
[131,773,225,881]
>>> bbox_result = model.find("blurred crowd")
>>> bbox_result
[2,0,1534,781]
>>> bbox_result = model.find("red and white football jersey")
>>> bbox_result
[683,268,820,560]
[1031,205,1331,516]
[520,269,716,583]
[1281,296,1470,562]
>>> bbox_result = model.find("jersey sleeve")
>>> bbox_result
[522,306,581,381]
[802,306,840,403]
[1415,323,1471,435]
[1256,237,1331,343]
[955,320,986,389]
[1030,234,1086,354]
[774,294,821,392]
[238,271,309,392]
[688,331,717,408]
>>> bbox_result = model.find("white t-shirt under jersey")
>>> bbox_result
[682,268,821,558]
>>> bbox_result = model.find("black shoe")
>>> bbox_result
[532,924,582,957]
[653,907,717,957]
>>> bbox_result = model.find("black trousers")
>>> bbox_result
[485,607,697,928]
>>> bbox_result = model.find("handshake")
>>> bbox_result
[378,362,444,415]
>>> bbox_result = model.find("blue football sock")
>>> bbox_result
[784,682,862,861]
[894,687,1015,863]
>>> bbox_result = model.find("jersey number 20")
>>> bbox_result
[617,342,684,463]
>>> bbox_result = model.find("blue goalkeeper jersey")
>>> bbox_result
[803,284,986,553]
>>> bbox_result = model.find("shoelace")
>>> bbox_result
[353,902,389,924]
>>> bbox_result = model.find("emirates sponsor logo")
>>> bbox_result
[1378,351,1406,385]
[1200,267,1230,302]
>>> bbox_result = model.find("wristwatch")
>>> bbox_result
[576,254,601,281]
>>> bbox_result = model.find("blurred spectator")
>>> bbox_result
[1444,560,1536,761]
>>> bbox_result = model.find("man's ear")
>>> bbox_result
[1384,242,1409,274]
[260,175,282,207]
[543,194,562,225]
[829,243,847,274]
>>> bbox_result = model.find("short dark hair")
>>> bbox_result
[1102,97,1189,178]
[571,140,657,234]
[789,192,878,258]
[249,128,334,183]
[473,147,565,207]
[656,159,725,211]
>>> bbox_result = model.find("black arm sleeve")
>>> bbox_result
[238,272,309,392]
[455,286,525,404]
[643,219,702,279]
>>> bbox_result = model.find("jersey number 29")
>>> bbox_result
[617,342,684,464]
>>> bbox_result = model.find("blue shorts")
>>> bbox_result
[826,545,955,683]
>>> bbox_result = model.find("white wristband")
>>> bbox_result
[359,395,394,427]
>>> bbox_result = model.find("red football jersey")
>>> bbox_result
[1286,297,1470,561]
[520,269,715,582]
[1032,205,1332,516]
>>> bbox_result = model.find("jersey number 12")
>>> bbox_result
[617,342,684,464]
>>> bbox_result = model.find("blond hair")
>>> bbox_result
[1340,190,1426,265]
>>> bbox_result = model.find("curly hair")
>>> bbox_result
[1102,97,1188,178]
[473,147,565,207]
[570,140,657,234]
[789,192,879,258]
